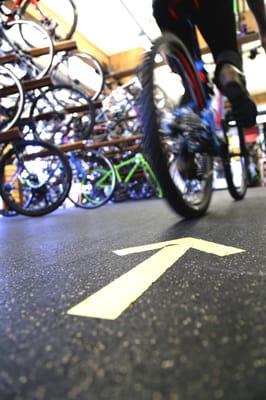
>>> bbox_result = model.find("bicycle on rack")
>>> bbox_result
[28,84,96,144]
[0,13,54,80]
[0,0,77,41]
[139,32,249,218]
[92,78,142,142]
[0,65,72,217]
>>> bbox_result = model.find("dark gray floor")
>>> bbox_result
[1,188,266,400]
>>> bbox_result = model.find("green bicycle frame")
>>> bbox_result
[97,152,163,198]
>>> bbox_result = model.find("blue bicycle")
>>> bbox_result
[140,32,248,218]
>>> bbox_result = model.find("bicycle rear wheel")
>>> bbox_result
[0,140,72,216]
[140,33,213,218]
[68,150,116,209]
[223,124,248,200]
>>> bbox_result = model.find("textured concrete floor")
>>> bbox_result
[1,188,266,400]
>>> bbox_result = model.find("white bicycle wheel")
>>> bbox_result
[2,19,54,79]
[0,64,24,132]
[51,51,105,101]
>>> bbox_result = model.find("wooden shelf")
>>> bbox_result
[0,39,77,65]
[59,134,142,153]
[29,39,77,57]
[33,103,92,122]
[0,54,17,65]
[0,127,23,142]
[106,67,138,82]
[0,76,52,97]
[30,134,142,158]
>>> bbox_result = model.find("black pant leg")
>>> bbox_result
[195,0,242,69]
[152,0,201,59]
[152,0,242,70]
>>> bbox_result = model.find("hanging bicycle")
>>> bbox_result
[0,0,77,41]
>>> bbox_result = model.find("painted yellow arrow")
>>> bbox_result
[67,238,244,320]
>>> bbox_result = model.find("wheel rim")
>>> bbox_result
[5,20,54,79]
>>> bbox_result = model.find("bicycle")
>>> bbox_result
[68,147,162,209]
[0,0,77,41]
[67,149,116,209]
[110,150,163,202]
[139,31,249,218]
[0,66,72,217]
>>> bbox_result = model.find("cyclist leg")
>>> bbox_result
[194,0,257,127]
[153,0,202,60]
[152,0,205,107]
[153,0,257,127]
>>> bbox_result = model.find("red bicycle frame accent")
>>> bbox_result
[8,0,46,20]
[168,0,200,19]
[175,49,206,110]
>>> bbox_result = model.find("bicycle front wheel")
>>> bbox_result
[68,151,116,209]
[0,140,72,217]
[140,33,213,218]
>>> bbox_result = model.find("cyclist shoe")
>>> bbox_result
[215,63,257,128]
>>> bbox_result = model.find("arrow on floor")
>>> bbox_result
[67,237,245,320]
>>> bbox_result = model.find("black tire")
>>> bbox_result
[0,140,72,217]
[140,33,213,218]
[20,0,78,41]
[29,85,95,144]
[68,150,116,209]
[223,124,248,200]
